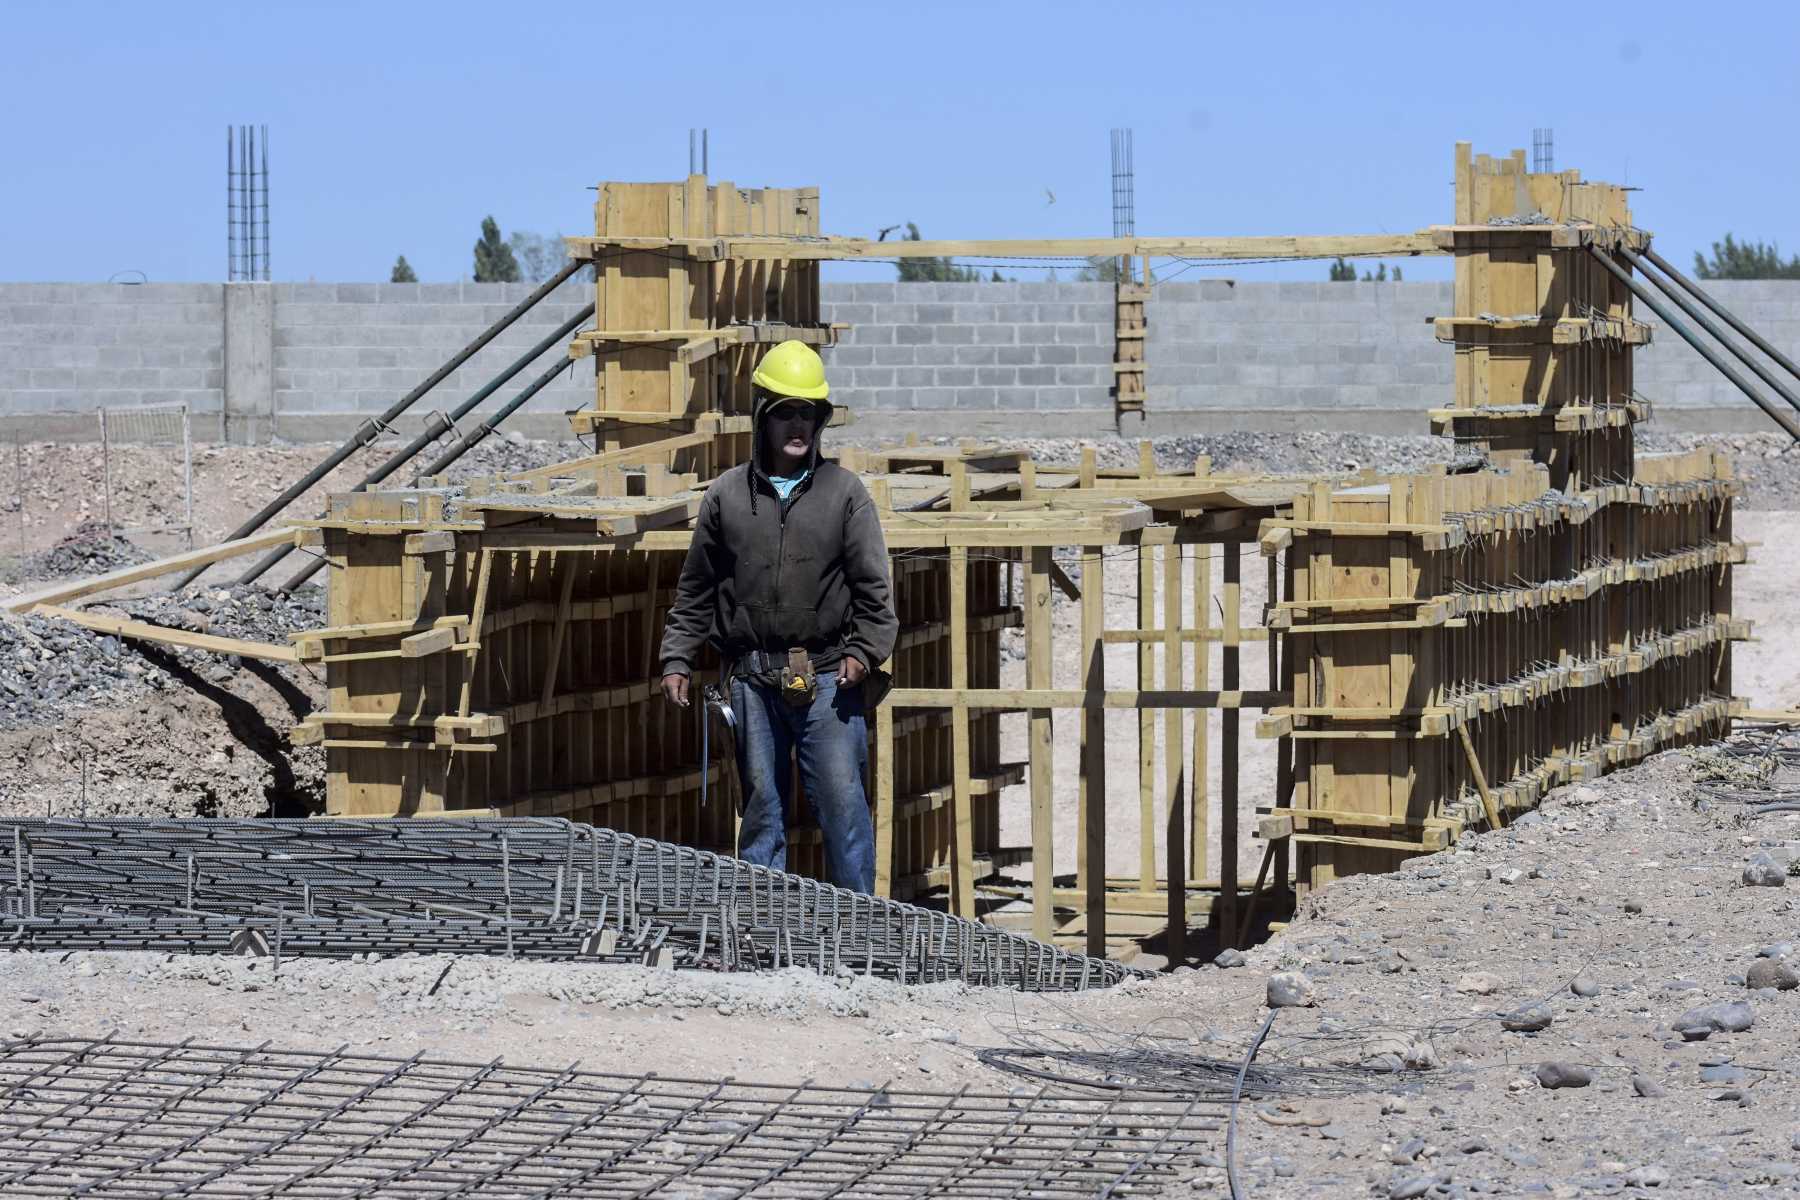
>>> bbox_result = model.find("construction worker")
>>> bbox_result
[658,340,897,894]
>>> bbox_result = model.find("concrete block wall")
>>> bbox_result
[1628,281,1800,410]
[5,278,1800,439]
[271,280,594,440]
[1144,280,1450,415]
[820,282,1116,411]
[0,284,224,423]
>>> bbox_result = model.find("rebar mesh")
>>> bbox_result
[0,1036,1220,1197]
[0,819,1139,990]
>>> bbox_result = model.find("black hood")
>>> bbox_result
[749,390,834,512]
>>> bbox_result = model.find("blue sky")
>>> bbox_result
[5,0,1795,285]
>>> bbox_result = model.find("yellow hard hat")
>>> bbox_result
[751,340,829,401]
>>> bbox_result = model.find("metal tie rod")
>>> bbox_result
[1587,246,1800,442]
[172,259,584,591]
[1619,246,1800,422]
[238,303,594,590]
[408,356,573,486]
[1638,244,1800,401]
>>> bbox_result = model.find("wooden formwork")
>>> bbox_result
[1258,453,1743,892]
[1259,145,1745,893]
[565,176,828,466]
[291,450,1295,949]
[1113,267,1149,425]
[1429,144,1647,490]
[280,143,1745,962]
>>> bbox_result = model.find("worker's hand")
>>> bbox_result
[837,656,867,687]
[660,672,691,708]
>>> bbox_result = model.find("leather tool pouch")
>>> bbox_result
[863,665,894,711]
[778,648,818,708]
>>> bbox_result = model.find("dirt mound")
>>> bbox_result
[0,679,325,820]
[0,583,328,819]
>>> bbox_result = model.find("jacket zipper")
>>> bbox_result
[773,484,788,604]
[769,472,812,650]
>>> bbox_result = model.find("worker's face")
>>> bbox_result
[766,402,815,465]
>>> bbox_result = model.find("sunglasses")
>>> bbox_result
[767,403,815,422]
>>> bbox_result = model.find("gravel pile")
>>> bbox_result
[25,522,154,578]
[0,614,162,727]
[116,583,326,648]
[833,428,1800,508]
[433,430,593,485]
[838,431,1467,480]
[0,584,323,731]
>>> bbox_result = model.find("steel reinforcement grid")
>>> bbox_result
[0,819,1139,990]
[0,1036,1221,1198]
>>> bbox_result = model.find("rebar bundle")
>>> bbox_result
[0,1035,1220,1197]
[0,819,1138,990]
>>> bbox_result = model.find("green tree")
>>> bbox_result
[507,231,566,283]
[473,216,522,283]
[1694,234,1800,280]
[895,223,983,283]
[1331,258,1402,282]
[389,255,417,283]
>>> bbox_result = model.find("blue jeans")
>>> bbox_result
[729,671,874,893]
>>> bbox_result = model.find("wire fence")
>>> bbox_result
[99,402,194,547]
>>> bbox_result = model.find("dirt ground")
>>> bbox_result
[7,727,1800,1195]
[0,431,1796,1193]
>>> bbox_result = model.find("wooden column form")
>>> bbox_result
[1078,544,1108,957]
[1026,546,1056,942]
[1137,544,1156,893]
[1190,544,1212,884]
[1219,543,1241,944]
[1162,543,1186,963]
[948,544,977,918]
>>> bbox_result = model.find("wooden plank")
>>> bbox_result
[4,527,298,612]
[874,703,896,899]
[575,231,1444,262]
[1026,545,1055,943]
[1220,542,1241,945]
[1079,545,1107,958]
[538,556,578,707]
[456,549,496,719]
[884,688,1285,709]
[399,627,457,658]
[33,605,299,664]
[1292,832,1433,854]
[948,545,976,919]
[1162,542,1186,963]
[404,531,456,556]
[1191,543,1212,887]
[1137,545,1156,894]
[1458,723,1505,830]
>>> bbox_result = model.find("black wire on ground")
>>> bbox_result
[1227,1010,1279,1200]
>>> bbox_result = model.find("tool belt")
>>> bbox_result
[728,648,820,707]
[777,648,818,708]
[726,647,892,711]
